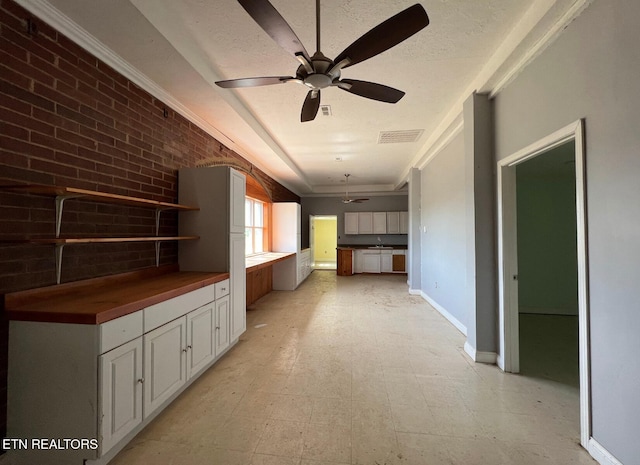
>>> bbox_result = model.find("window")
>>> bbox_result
[245,197,267,255]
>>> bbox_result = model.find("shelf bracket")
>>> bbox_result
[55,195,82,238]
[155,208,164,237]
[55,244,64,284]
[155,241,161,267]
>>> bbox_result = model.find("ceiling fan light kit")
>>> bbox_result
[216,0,430,122]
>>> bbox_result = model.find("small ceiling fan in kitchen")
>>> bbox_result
[215,0,430,122]
[342,174,368,204]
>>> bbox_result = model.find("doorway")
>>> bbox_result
[497,120,590,448]
[310,216,337,270]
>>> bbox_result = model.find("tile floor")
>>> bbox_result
[110,271,596,465]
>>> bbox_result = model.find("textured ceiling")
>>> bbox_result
[21,0,584,195]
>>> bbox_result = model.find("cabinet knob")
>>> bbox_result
[137,378,144,384]
[187,345,192,350]
[221,287,226,291]
[215,326,220,330]
[182,348,188,353]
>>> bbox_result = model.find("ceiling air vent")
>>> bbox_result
[378,129,424,144]
[320,105,332,116]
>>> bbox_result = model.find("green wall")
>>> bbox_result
[516,143,578,315]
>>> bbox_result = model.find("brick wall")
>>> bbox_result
[0,0,299,440]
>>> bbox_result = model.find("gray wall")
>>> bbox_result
[494,1,640,462]
[300,195,409,248]
[517,143,578,315]
[420,132,469,328]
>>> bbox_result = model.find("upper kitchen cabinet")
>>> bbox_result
[357,212,373,234]
[178,167,245,272]
[373,212,387,234]
[400,211,409,234]
[387,212,400,234]
[344,212,359,235]
[344,211,409,235]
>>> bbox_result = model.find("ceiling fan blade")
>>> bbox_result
[333,3,429,68]
[215,76,295,88]
[338,79,405,103]
[238,0,311,61]
[301,90,321,122]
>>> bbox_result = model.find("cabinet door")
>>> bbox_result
[344,212,359,234]
[143,318,187,418]
[381,253,393,273]
[357,212,373,234]
[362,252,381,273]
[215,295,231,356]
[100,337,143,455]
[354,250,363,273]
[400,211,409,234]
[230,168,246,234]
[386,212,400,234]
[373,212,387,234]
[392,253,406,272]
[230,233,246,341]
[187,304,215,380]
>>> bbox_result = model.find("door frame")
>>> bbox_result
[497,119,590,447]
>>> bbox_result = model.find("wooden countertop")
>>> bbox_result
[246,252,296,273]
[2,265,229,325]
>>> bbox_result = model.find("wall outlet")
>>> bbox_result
[435,281,438,288]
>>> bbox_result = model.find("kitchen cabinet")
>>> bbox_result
[400,211,409,234]
[393,250,406,272]
[144,317,187,418]
[373,212,387,234]
[6,272,232,465]
[381,250,393,272]
[215,295,230,356]
[179,167,246,345]
[357,212,373,234]
[337,249,353,276]
[99,337,143,454]
[387,212,400,234]
[343,211,408,235]
[361,249,382,273]
[344,212,359,234]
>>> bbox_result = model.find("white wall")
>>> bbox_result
[420,132,469,330]
[494,1,640,462]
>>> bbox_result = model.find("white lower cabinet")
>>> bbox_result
[187,303,216,379]
[99,337,143,454]
[215,295,230,356]
[362,250,381,273]
[381,251,393,273]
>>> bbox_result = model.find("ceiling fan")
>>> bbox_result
[342,174,368,204]
[215,0,430,122]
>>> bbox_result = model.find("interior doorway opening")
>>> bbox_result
[516,142,579,387]
[310,215,337,270]
[497,120,590,448]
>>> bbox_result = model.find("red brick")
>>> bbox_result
[33,82,80,111]
[78,125,114,146]
[0,121,28,140]
[54,152,96,172]
[30,131,77,155]
[32,107,79,133]
[79,104,114,127]
[0,36,28,63]
[29,158,78,178]
[0,136,53,158]
[0,78,54,111]
[98,81,127,105]
[56,127,96,149]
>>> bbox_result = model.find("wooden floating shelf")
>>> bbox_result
[0,184,199,211]
[1,184,202,284]
[10,236,199,245]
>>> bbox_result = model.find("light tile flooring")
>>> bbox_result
[111,271,596,465]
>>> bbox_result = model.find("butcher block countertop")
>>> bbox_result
[2,265,228,325]
[336,245,408,250]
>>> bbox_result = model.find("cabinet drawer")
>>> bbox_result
[215,279,230,298]
[144,284,216,332]
[100,311,143,354]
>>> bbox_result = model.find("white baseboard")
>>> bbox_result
[464,341,497,364]
[419,291,467,336]
[408,288,421,295]
[588,438,624,465]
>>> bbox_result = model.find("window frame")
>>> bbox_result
[245,196,269,256]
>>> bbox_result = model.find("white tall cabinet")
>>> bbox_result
[178,167,246,343]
